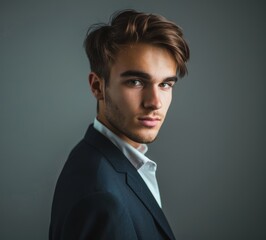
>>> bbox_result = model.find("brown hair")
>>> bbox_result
[84,9,190,82]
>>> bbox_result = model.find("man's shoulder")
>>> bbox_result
[66,124,113,164]
[52,132,120,213]
[60,136,113,182]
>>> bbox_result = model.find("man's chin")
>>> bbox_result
[128,132,158,145]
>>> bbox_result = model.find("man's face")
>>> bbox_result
[97,43,177,148]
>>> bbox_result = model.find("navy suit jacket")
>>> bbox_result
[49,125,176,240]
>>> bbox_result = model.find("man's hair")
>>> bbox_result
[84,9,190,82]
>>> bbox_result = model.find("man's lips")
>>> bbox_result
[138,117,161,127]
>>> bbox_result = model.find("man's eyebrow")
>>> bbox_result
[120,70,151,79]
[120,70,178,82]
[164,76,178,82]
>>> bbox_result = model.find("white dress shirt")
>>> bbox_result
[93,118,162,207]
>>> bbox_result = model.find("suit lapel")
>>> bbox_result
[126,170,175,240]
[84,125,176,240]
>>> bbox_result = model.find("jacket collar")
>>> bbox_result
[84,124,176,240]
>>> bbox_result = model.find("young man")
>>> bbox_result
[49,9,189,240]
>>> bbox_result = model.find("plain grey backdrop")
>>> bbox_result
[1,0,265,239]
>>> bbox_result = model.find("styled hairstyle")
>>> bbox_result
[84,9,190,82]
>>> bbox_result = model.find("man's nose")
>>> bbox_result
[143,86,162,110]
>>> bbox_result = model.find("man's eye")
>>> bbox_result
[160,82,174,89]
[127,79,143,87]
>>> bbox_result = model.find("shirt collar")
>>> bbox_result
[93,118,156,170]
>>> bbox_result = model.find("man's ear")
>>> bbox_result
[89,72,104,100]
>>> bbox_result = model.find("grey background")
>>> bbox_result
[1,0,265,239]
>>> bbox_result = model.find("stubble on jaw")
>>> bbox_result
[103,91,159,146]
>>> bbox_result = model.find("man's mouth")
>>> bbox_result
[138,116,161,127]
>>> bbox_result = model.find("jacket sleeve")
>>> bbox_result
[61,192,138,240]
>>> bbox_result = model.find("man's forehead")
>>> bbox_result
[112,43,176,66]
